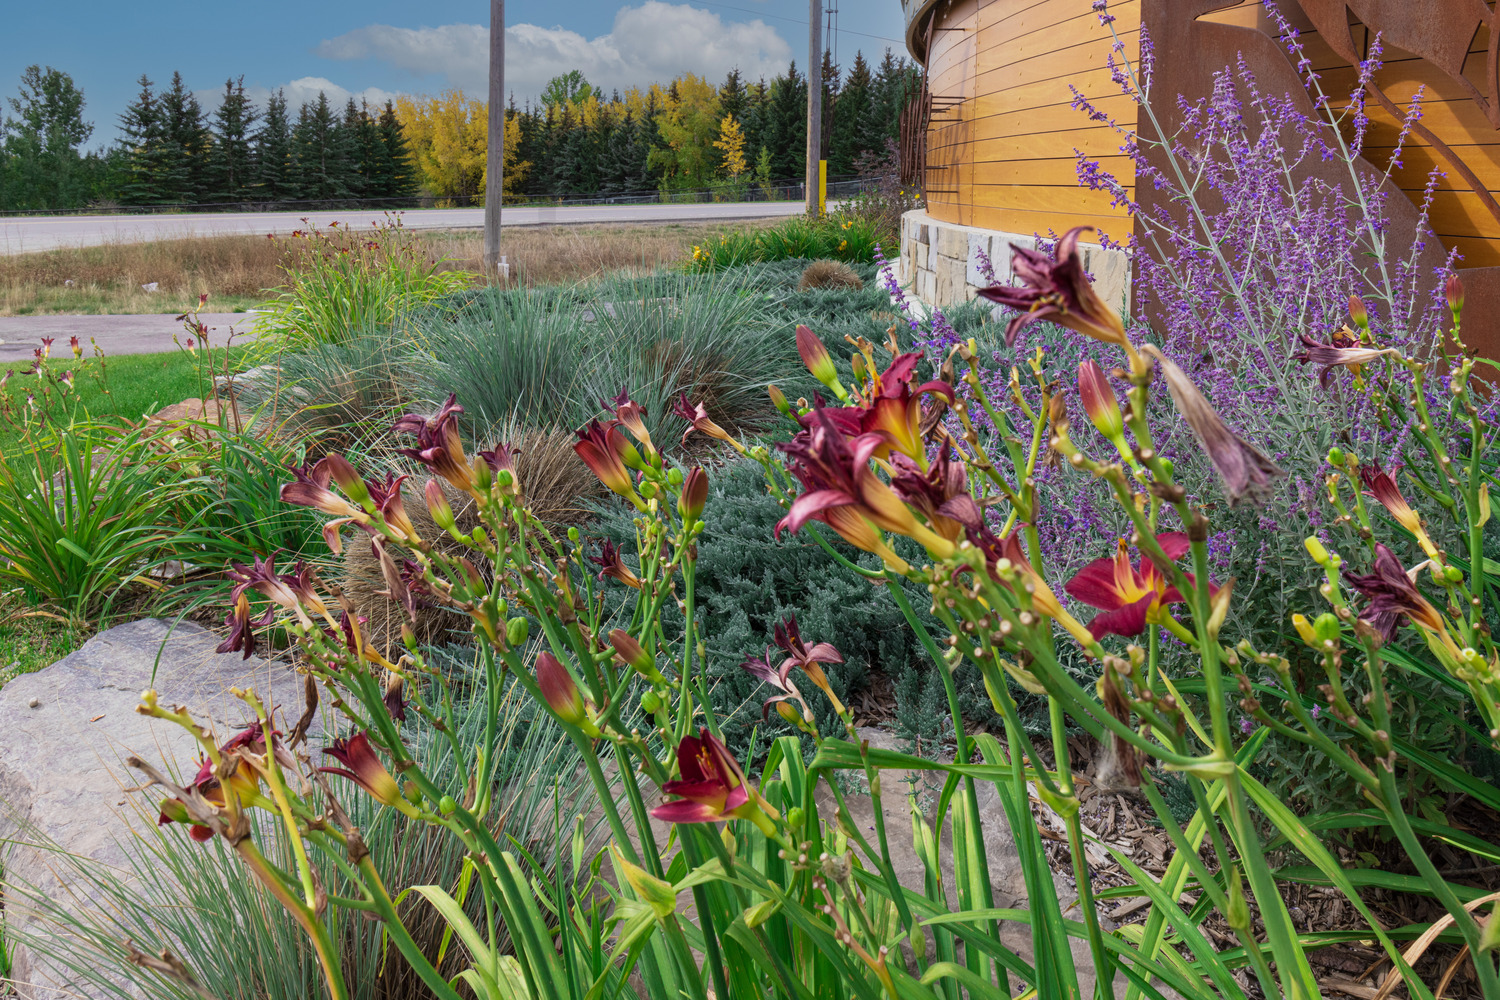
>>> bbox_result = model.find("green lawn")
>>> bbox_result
[0,345,256,457]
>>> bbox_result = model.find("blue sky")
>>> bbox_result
[1,1,909,146]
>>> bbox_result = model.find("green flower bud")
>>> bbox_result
[439,795,458,815]
[1313,613,1341,644]
[640,690,663,714]
[567,526,580,542]
[1327,447,1346,467]
[1444,565,1464,583]
[506,617,529,647]
[787,806,804,830]
[667,466,684,487]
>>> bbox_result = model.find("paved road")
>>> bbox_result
[0,313,253,363]
[0,202,809,255]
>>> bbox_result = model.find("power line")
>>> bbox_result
[684,0,904,46]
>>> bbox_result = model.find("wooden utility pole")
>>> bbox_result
[805,0,822,215]
[483,0,505,274]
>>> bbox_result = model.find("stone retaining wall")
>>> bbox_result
[896,208,1131,313]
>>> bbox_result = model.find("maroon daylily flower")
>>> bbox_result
[671,393,734,447]
[365,472,416,540]
[1142,345,1284,506]
[606,386,655,454]
[574,418,640,498]
[1064,533,1215,639]
[39,337,54,358]
[158,722,269,840]
[773,614,846,713]
[858,351,955,462]
[369,537,416,621]
[1294,329,1393,387]
[741,647,815,727]
[69,336,82,359]
[319,732,402,806]
[394,394,476,494]
[1342,542,1446,643]
[281,455,372,552]
[216,592,275,660]
[651,728,756,824]
[1358,464,1423,536]
[590,539,643,588]
[889,443,982,543]
[976,227,1129,351]
[775,407,944,552]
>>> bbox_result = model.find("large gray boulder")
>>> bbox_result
[0,619,300,999]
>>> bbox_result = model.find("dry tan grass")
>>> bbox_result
[0,220,775,316]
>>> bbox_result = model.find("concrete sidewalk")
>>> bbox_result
[0,313,256,363]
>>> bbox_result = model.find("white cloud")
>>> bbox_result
[316,1,794,101]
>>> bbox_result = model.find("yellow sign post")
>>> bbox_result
[818,160,827,217]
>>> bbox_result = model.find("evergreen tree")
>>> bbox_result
[873,50,920,146]
[117,75,165,205]
[253,89,292,202]
[763,62,806,183]
[828,52,873,176]
[716,69,747,176]
[206,76,258,203]
[4,65,94,209]
[291,92,348,201]
[338,97,367,197]
[376,100,417,198]
[819,49,840,164]
[740,78,768,171]
[158,71,210,203]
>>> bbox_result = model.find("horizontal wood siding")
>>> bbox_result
[924,0,1138,240]
[926,0,1500,264]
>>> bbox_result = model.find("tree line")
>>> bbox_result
[0,50,920,212]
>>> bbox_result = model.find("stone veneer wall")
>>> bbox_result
[896,208,1131,313]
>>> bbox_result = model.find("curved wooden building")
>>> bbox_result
[898,0,1500,328]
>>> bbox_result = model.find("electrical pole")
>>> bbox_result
[805,0,822,216]
[483,0,505,275]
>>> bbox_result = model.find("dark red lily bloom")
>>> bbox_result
[606,386,654,453]
[776,409,935,547]
[1143,345,1283,506]
[976,227,1129,350]
[69,336,82,359]
[394,394,476,494]
[574,418,640,497]
[39,337,54,358]
[365,472,416,540]
[671,393,734,447]
[1294,329,1393,387]
[158,722,269,840]
[889,443,982,543]
[652,728,756,824]
[590,538,643,588]
[216,592,275,659]
[741,647,815,726]
[1342,542,1446,643]
[859,352,955,462]
[773,614,846,713]
[281,455,367,519]
[1065,533,1215,639]
[319,732,402,806]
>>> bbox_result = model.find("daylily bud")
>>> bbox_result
[1313,613,1341,645]
[1206,577,1234,639]
[1304,536,1331,566]
[850,352,867,380]
[506,616,529,647]
[1226,865,1250,932]
[640,690,663,714]
[679,466,708,523]
[1348,294,1368,330]
[1445,273,1464,315]
[610,628,667,684]
[1327,447,1346,467]
[796,324,839,389]
[1291,613,1318,645]
[1077,359,1124,440]
[536,652,586,725]
[768,383,794,418]
[424,479,456,531]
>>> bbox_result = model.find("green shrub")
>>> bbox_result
[686,214,883,272]
[256,216,475,349]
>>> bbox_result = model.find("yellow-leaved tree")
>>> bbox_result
[713,114,747,179]
[394,92,527,203]
[648,74,720,192]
